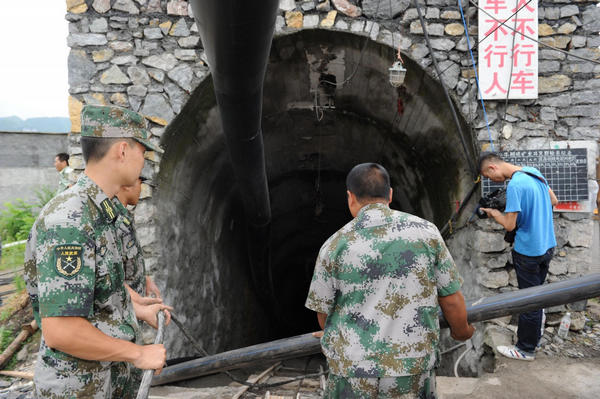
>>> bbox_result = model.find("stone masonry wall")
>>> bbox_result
[64,0,599,301]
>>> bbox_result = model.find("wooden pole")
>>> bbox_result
[0,370,34,379]
[231,362,280,399]
[0,320,38,369]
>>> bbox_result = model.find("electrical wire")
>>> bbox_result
[458,0,494,151]
[477,0,536,46]
[318,0,384,88]
[454,342,472,378]
[415,0,478,178]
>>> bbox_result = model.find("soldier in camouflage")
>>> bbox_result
[306,163,474,399]
[54,153,74,194]
[113,176,162,299]
[24,105,171,398]
[113,176,164,396]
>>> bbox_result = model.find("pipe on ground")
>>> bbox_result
[152,273,600,386]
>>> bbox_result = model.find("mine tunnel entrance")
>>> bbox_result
[155,29,475,358]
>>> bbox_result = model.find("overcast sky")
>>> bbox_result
[0,2,69,119]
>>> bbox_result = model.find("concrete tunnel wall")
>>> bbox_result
[156,29,476,358]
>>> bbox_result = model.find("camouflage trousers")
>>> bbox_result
[34,347,134,399]
[324,369,436,399]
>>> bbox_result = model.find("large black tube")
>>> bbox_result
[188,0,279,296]
[188,0,277,227]
[152,273,600,386]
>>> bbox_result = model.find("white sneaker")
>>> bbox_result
[496,345,535,361]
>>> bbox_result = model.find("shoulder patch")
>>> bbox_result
[122,216,131,226]
[54,244,83,279]
[100,198,117,223]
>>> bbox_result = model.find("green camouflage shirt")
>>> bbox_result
[113,198,146,296]
[24,174,138,398]
[305,203,462,378]
[57,166,74,194]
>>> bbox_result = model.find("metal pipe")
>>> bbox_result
[137,311,166,399]
[453,272,600,327]
[152,273,600,386]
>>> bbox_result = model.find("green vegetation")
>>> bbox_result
[0,243,25,271]
[0,186,55,271]
[0,199,36,242]
[13,274,25,293]
[0,326,18,370]
[0,326,14,352]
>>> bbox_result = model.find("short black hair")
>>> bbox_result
[56,153,69,165]
[81,136,136,164]
[478,151,504,173]
[346,163,391,201]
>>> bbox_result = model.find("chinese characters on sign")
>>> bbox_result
[478,0,538,99]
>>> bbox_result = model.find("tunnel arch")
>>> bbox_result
[155,28,476,357]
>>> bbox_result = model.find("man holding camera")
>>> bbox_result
[479,152,558,361]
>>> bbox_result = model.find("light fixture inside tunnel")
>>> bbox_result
[389,44,407,87]
[389,61,407,87]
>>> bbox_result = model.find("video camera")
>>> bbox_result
[476,188,506,219]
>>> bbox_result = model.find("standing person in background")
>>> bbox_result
[54,152,74,194]
[306,163,474,398]
[479,152,558,361]
[24,105,171,398]
[114,176,162,300]
[114,176,165,396]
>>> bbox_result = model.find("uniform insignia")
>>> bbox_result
[123,216,131,226]
[100,198,117,223]
[54,244,83,279]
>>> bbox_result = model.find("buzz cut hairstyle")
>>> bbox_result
[81,136,137,164]
[55,153,70,165]
[478,151,504,173]
[346,163,391,201]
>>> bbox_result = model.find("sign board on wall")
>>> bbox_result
[478,0,538,99]
[482,149,590,212]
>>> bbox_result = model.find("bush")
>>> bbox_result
[0,200,36,242]
[0,243,26,271]
[0,185,54,242]
[33,186,55,211]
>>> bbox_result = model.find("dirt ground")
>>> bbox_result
[439,356,600,399]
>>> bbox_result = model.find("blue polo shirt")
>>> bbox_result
[505,167,556,256]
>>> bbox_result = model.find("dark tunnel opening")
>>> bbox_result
[155,29,475,358]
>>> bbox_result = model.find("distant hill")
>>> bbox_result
[0,116,70,133]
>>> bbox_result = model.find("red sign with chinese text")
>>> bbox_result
[478,0,538,99]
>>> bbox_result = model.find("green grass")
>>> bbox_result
[13,274,25,293]
[0,243,26,271]
[0,326,20,370]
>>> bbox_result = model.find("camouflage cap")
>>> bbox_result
[80,105,163,154]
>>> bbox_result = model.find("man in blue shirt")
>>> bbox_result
[479,152,558,361]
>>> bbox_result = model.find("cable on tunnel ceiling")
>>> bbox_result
[317,0,383,89]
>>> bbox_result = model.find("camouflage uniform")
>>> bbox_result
[57,166,74,194]
[113,198,146,296]
[113,198,147,395]
[25,174,139,398]
[305,203,462,398]
[24,105,162,399]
